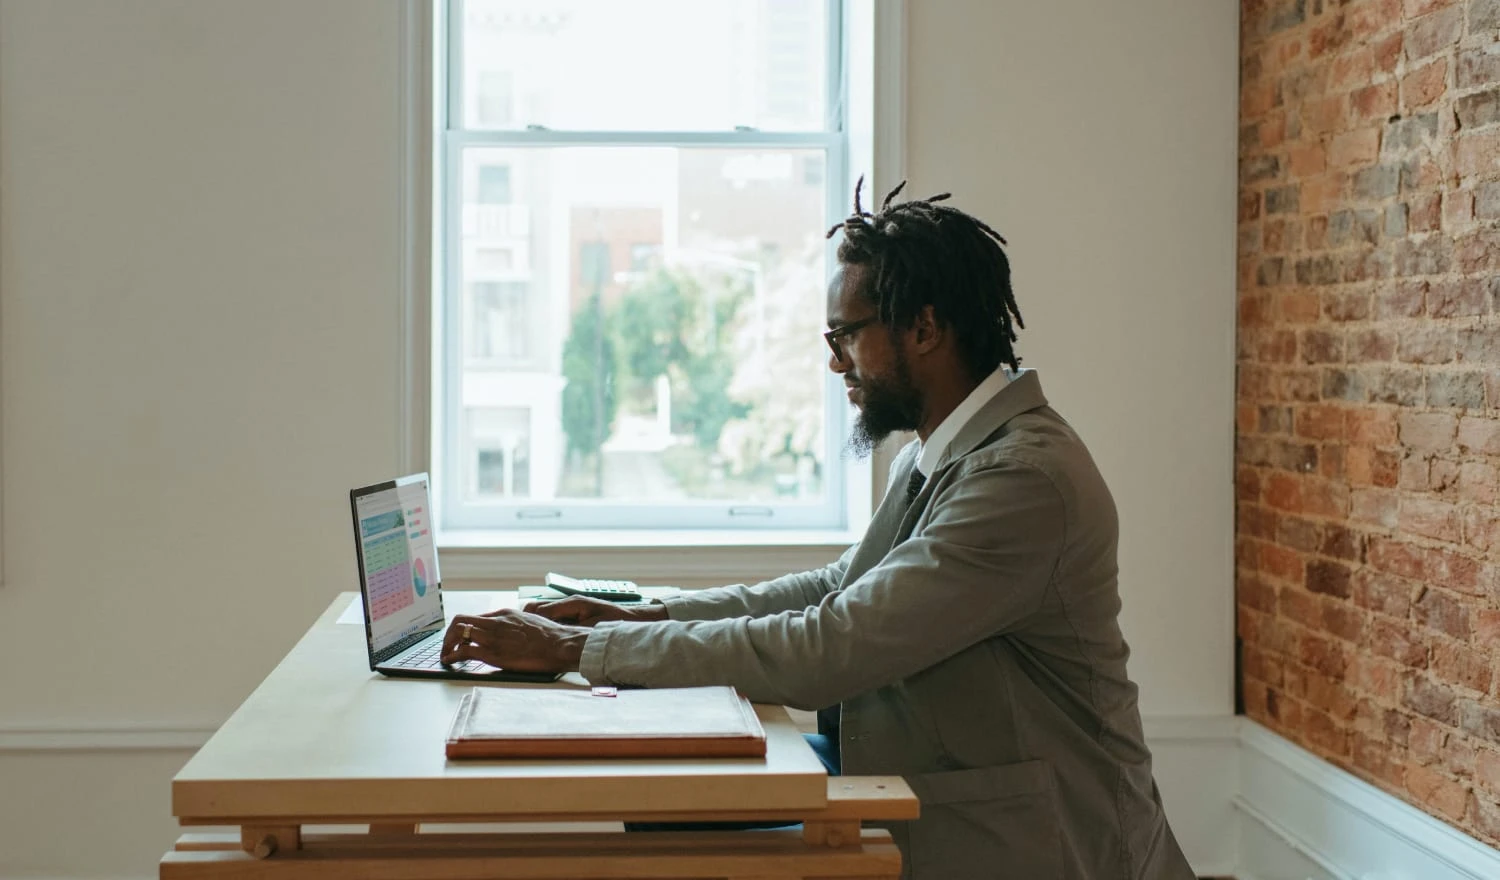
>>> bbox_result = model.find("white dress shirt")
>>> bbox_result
[915,366,1021,476]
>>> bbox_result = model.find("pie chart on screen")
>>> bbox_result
[413,558,428,597]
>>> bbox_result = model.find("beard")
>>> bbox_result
[844,350,924,459]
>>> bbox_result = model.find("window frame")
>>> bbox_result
[402,0,907,571]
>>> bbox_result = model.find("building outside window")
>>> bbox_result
[438,0,865,532]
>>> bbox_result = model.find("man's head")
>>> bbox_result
[823,179,1024,456]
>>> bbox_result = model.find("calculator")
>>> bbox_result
[543,572,645,602]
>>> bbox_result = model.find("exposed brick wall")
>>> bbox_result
[1238,0,1500,842]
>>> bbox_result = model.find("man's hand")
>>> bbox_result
[441,608,592,673]
[523,596,670,627]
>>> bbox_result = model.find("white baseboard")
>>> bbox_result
[1237,719,1500,880]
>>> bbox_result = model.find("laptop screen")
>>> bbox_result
[352,475,442,655]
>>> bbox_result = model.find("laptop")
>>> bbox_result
[349,473,560,682]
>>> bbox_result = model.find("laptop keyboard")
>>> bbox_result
[389,638,476,670]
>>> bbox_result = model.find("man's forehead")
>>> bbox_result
[826,264,872,318]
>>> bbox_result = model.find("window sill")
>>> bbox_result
[438,528,862,584]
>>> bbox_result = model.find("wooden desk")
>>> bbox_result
[160,591,916,879]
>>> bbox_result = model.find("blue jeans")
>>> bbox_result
[624,733,840,832]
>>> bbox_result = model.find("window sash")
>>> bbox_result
[437,0,855,533]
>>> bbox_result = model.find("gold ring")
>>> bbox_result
[460,622,474,641]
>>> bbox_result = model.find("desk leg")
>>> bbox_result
[802,819,860,847]
[240,825,300,859]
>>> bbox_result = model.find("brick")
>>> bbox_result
[1458,416,1500,453]
[1407,763,1470,821]
[1475,794,1500,844]
[1410,716,1451,765]
[1348,446,1401,486]
[1354,731,1409,789]
[1294,255,1342,286]
[1456,229,1500,274]
[1401,153,1441,194]
[1398,327,1456,363]
[1350,654,1399,699]
[1399,412,1458,448]
[1304,478,1351,517]
[1321,444,1348,482]
[1394,235,1454,277]
[1372,368,1425,405]
[1371,617,1429,666]
[1288,143,1328,179]
[1430,279,1487,317]
[1457,130,1500,180]
[1406,676,1460,725]
[1477,749,1500,799]
[1457,326,1500,364]
[1458,88,1500,130]
[1352,487,1400,528]
[1346,409,1399,445]
[1406,5,1464,61]
[1413,586,1471,638]
[1431,639,1492,693]
[1261,541,1307,582]
[1477,608,1500,643]
[1478,182,1500,220]
[1295,404,1346,440]
[1280,290,1324,322]
[1321,523,1365,560]
[1355,569,1415,616]
[1377,279,1427,320]
[1304,706,1351,756]
[1304,669,1359,720]
[1464,508,1500,552]
[1447,189,1476,227]
[1383,113,1440,155]
[1457,45,1500,89]
[1265,217,1297,253]
[1457,461,1499,502]
[1353,163,1402,201]
[1283,585,1322,624]
[1410,192,1442,231]
[1242,155,1281,185]
[1259,404,1295,433]
[1264,472,1305,511]
[1369,536,1428,579]
[1402,497,1463,543]
[1307,559,1355,597]
[1401,58,1450,109]
[1300,329,1344,364]
[1428,372,1487,409]
[1324,367,1371,402]
[1256,258,1284,287]
[1266,184,1301,214]
[1324,289,1372,321]
[1353,81,1398,122]
[1404,0,1456,15]
[1331,128,1382,168]
[1461,699,1500,745]
[1270,439,1321,472]
[1324,601,1368,642]
[1474,0,1500,33]
[1349,329,1396,361]
[1386,202,1409,237]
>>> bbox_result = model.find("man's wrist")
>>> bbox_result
[629,603,670,623]
[556,629,591,671]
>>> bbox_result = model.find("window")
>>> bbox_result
[437,0,872,533]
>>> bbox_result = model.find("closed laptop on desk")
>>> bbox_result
[446,685,768,759]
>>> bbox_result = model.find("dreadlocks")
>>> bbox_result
[826,177,1024,377]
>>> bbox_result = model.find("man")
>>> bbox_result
[442,181,1195,880]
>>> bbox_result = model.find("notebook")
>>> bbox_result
[349,473,560,683]
[445,685,768,759]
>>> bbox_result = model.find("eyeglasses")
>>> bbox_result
[823,317,879,361]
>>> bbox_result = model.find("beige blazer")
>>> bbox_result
[580,370,1195,879]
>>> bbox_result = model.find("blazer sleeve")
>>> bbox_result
[655,543,857,621]
[577,458,1067,708]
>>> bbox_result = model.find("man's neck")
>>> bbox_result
[915,376,983,443]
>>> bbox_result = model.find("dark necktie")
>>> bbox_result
[905,467,926,505]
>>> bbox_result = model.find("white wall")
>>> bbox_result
[0,1,1239,877]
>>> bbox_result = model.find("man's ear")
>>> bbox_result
[911,304,943,354]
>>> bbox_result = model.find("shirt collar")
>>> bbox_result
[916,366,1014,476]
